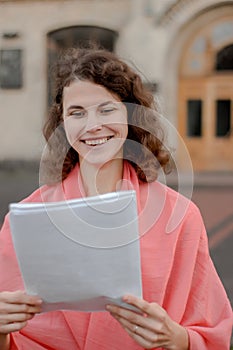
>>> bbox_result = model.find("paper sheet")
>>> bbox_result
[9,190,142,313]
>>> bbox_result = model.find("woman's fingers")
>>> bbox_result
[0,301,42,314]
[0,311,36,334]
[111,311,160,343]
[106,296,165,334]
[0,291,42,306]
[122,294,164,319]
[0,312,34,324]
[106,296,177,349]
[0,291,42,335]
[107,304,149,329]
[0,321,28,334]
[122,295,168,330]
[107,307,165,349]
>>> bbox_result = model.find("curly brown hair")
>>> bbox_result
[42,47,170,184]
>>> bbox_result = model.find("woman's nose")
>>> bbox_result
[85,111,103,133]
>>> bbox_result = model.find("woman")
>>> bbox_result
[0,47,232,350]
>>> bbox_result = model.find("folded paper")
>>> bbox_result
[9,190,142,313]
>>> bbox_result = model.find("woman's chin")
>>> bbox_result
[79,148,124,167]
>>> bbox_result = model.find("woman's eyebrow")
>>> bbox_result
[66,105,84,112]
[98,101,116,107]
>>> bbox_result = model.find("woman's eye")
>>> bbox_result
[100,107,116,114]
[70,110,86,118]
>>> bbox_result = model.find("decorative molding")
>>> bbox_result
[157,0,188,26]
[157,0,233,27]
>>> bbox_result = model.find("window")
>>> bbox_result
[216,44,233,71]
[0,49,22,89]
[187,100,202,137]
[47,26,118,106]
[216,100,231,137]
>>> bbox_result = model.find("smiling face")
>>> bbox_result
[62,80,128,166]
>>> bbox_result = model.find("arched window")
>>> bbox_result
[216,44,233,71]
[47,26,118,106]
[48,26,118,52]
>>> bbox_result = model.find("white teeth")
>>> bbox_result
[84,138,109,146]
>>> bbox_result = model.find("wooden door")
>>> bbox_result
[179,75,233,170]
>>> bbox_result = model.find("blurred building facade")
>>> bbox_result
[0,0,233,171]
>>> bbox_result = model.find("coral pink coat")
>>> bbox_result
[0,162,232,349]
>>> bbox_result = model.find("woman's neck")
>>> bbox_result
[79,159,124,197]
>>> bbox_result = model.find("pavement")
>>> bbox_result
[0,163,232,310]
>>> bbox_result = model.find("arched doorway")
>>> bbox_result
[47,26,118,106]
[178,16,233,171]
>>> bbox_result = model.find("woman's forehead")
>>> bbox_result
[63,80,121,108]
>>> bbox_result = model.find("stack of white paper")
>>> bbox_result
[9,190,142,313]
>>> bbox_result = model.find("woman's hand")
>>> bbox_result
[0,291,42,335]
[106,295,189,350]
